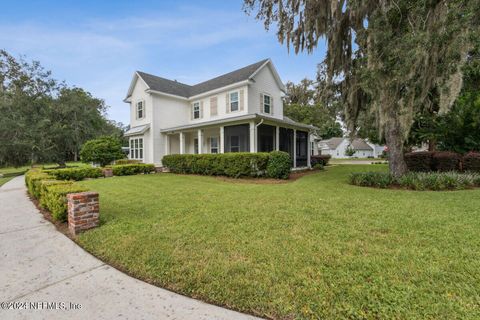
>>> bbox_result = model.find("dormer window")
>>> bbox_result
[136,101,144,119]
[263,94,271,114]
[230,92,239,112]
[193,102,200,119]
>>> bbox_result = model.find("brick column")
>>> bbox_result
[102,168,113,177]
[67,192,99,236]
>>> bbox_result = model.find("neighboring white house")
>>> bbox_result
[319,137,385,158]
[123,59,317,167]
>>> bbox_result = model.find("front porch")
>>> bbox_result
[162,116,313,168]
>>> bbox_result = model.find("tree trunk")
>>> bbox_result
[428,139,436,152]
[385,119,407,178]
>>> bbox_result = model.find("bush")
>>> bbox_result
[162,153,271,178]
[348,172,394,188]
[115,159,141,165]
[42,184,89,221]
[25,169,54,198]
[404,151,434,172]
[432,151,461,172]
[463,152,480,172]
[80,136,125,166]
[39,180,74,208]
[111,164,156,176]
[397,171,479,191]
[349,170,480,191]
[266,151,291,179]
[313,163,324,170]
[47,167,103,181]
[311,154,331,167]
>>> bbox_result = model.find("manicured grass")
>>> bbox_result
[78,165,480,319]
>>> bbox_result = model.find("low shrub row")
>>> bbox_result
[115,159,141,165]
[25,169,89,221]
[310,155,331,167]
[349,171,480,191]
[44,167,103,181]
[110,164,156,176]
[404,151,480,172]
[162,151,292,179]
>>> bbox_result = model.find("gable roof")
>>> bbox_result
[320,137,373,151]
[125,59,283,100]
[350,138,373,150]
[320,137,344,149]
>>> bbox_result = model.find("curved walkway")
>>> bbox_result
[0,176,260,320]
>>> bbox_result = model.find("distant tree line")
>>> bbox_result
[0,50,125,167]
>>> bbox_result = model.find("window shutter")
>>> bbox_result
[142,100,145,118]
[210,97,217,116]
[226,93,230,113]
[239,89,244,111]
[191,103,194,120]
[260,94,264,113]
[200,101,204,118]
[271,97,274,114]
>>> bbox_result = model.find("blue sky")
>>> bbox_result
[0,0,326,124]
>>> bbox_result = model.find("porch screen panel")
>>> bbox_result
[279,128,294,163]
[257,124,275,152]
[224,124,250,152]
[296,130,308,167]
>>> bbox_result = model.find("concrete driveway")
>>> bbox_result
[0,176,260,320]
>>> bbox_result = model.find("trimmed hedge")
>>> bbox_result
[25,170,54,198]
[115,159,141,165]
[111,164,156,176]
[432,151,461,172]
[266,151,291,179]
[463,152,480,172]
[42,184,89,221]
[45,167,103,181]
[162,153,271,178]
[311,155,331,167]
[349,171,480,191]
[404,151,434,172]
[25,169,90,221]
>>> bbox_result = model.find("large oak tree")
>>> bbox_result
[244,0,479,176]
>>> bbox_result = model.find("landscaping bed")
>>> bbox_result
[76,165,480,319]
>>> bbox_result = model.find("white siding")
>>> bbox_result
[248,64,283,119]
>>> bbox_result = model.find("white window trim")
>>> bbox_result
[263,93,272,114]
[192,101,201,120]
[229,91,240,112]
[136,100,145,119]
[129,137,144,160]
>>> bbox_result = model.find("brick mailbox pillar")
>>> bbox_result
[67,192,100,236]
[102,168,113,177]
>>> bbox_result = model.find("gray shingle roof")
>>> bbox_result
[137,59,269,98]
[351,138,373,150]
[320,137,373,151]
[320,137,344,149]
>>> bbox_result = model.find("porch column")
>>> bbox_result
[179,132,185,155]
[307,131,311,168]
[275,126,280,151]
[220,126,225,153]
[197,129,203,154]
[249,121,256,153]
[164,134,170,155]
[293,129,297,168]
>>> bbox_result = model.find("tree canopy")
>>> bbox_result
[245,0,480,176]
[0,50,124,167]
[283,78,343,139]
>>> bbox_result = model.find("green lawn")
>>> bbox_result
[78,165,480,319]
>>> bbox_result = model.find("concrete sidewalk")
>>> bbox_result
[0,176,260,320]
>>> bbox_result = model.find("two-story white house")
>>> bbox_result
[123,59,316,167]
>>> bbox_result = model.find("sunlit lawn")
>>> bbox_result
[78,165,480,319]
